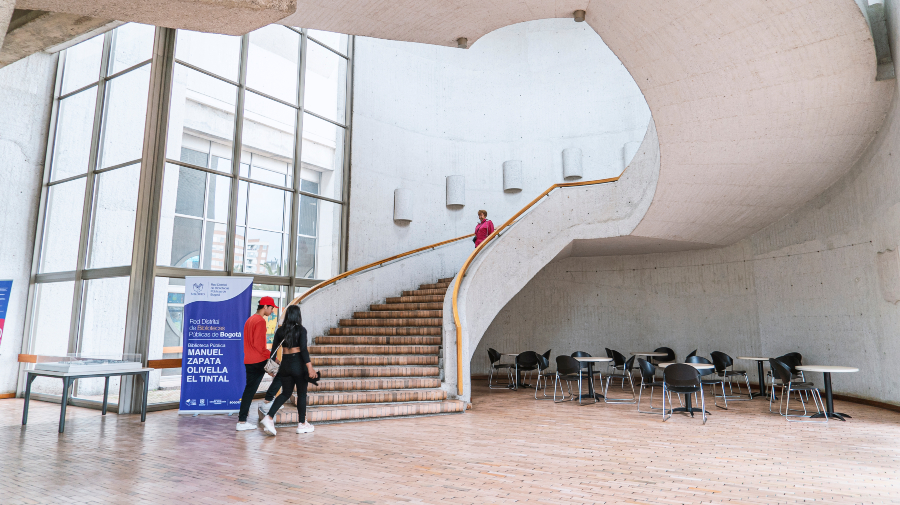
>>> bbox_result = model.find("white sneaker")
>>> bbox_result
[260,416,277,436]
[296,421,315,434]
[235,422,256,431]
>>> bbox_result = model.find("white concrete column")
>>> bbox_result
[394,188,413,223]
[446,175,465,208]
[0,0,15,52]
[562,147,582,180]
[502,160,523,192]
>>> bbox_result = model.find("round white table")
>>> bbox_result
[658,362,714,370]
[737,356,771,399]
[631,352,670,358]
[574,357,613,400]
[796,365,859,421]
[657,362,714,416]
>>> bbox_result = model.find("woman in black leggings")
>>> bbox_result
[259,305,317,436]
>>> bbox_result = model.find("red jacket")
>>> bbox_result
[475,219,495,247]
[243,314,270,364]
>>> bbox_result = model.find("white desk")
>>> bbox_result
[795,365,859,421]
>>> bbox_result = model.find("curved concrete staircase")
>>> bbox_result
[262,277,466,425]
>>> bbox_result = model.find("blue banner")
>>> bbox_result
[0,280,11,347]
[179,277,252,414]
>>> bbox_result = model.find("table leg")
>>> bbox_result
[102,377,110,416]
[580,363,604,401]
[755,361,766,399]
[670,392,710,416]
[22,373,36,425]
[59,377,71,434]
[141,372,149,422]
[811,372,851,421]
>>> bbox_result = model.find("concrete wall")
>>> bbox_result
[475,9,900,405]
[0,51,56,395]
[348,18,650,268]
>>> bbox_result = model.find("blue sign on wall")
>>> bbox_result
[0,280,11,347]
[178,277,252,414]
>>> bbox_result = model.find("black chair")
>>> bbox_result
[687,355,728,409]
[605,348,614,372]
[554,355,596,404]
[603,352,636,403]
[686,349,698,359]
[653,347,676,365]
[514,351,540,391]
[535,352,555,400]
[710,351,751,400]
[662,363,707,424]
[636,358,670,414]
[768,354,813,411]
[769,358,825,423]
[487,348,513,389]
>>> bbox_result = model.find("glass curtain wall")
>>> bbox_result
[151,26,352,402]
[25,23,353,406]
[26,23,156,400]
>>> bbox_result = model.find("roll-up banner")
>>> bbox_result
[0,280,11,346]
[179,276,252,415]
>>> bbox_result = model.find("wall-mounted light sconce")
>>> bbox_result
[574,10,586,22]
[394,188,413,223]
[503,160,523,193]
[457,37,468,49]
[562,148,583,181]
[446,175,465,208]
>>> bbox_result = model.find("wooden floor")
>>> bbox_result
[3,379,900,504]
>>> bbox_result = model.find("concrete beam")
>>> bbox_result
[15,0,296,36]
[0,0,14,51]
[0,9,119,68]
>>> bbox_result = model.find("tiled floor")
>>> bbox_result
[2,380,900,504]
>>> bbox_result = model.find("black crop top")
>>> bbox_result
[270,324,310,364]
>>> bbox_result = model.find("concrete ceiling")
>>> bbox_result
[13,0,894,249]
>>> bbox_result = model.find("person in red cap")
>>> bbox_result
[236,296,281,430]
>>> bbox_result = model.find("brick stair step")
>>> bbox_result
[419,282,450,290]
[317,366,440,378]
[339,318,442,327]
[438,277,454,283]
[327,327,442,336]
[314,335,442,345]
[385,295,444,303]
[402,289,448,296]
[370,303,443,311]
[293,388,448,406]
[311,355,439,366]
[264,400,466,425]
[353,310,442,319]
[306,377,442,392]
[309,345,440,355]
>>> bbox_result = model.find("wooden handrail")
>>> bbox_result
[287,233,475,306]
[451,176,621,395]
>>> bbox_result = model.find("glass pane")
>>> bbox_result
[148,277,185,404]
[30,281,76,396]
[234,226,246,272]
[203,222,228,271]
[174,30,241,81]
[109,23,155,74]
[243,181,290,232]
[244,228,286,275]
[247,25,300,105]
[303,40,347,124]
[51,89,97,182]
[297,198,342,279]
[307,29,349,55]
[75,276,130,400]
[242,91,296,178]
[61,34,104,95]
[166,64,237,164]
[88,164,141,268]
[251,284,287,346]
[301,113,345,201]
[98,65,151,169]
[158,163,231,270]
[40,179,86,273]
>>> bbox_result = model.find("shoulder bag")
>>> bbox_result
[264,339,284,375]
